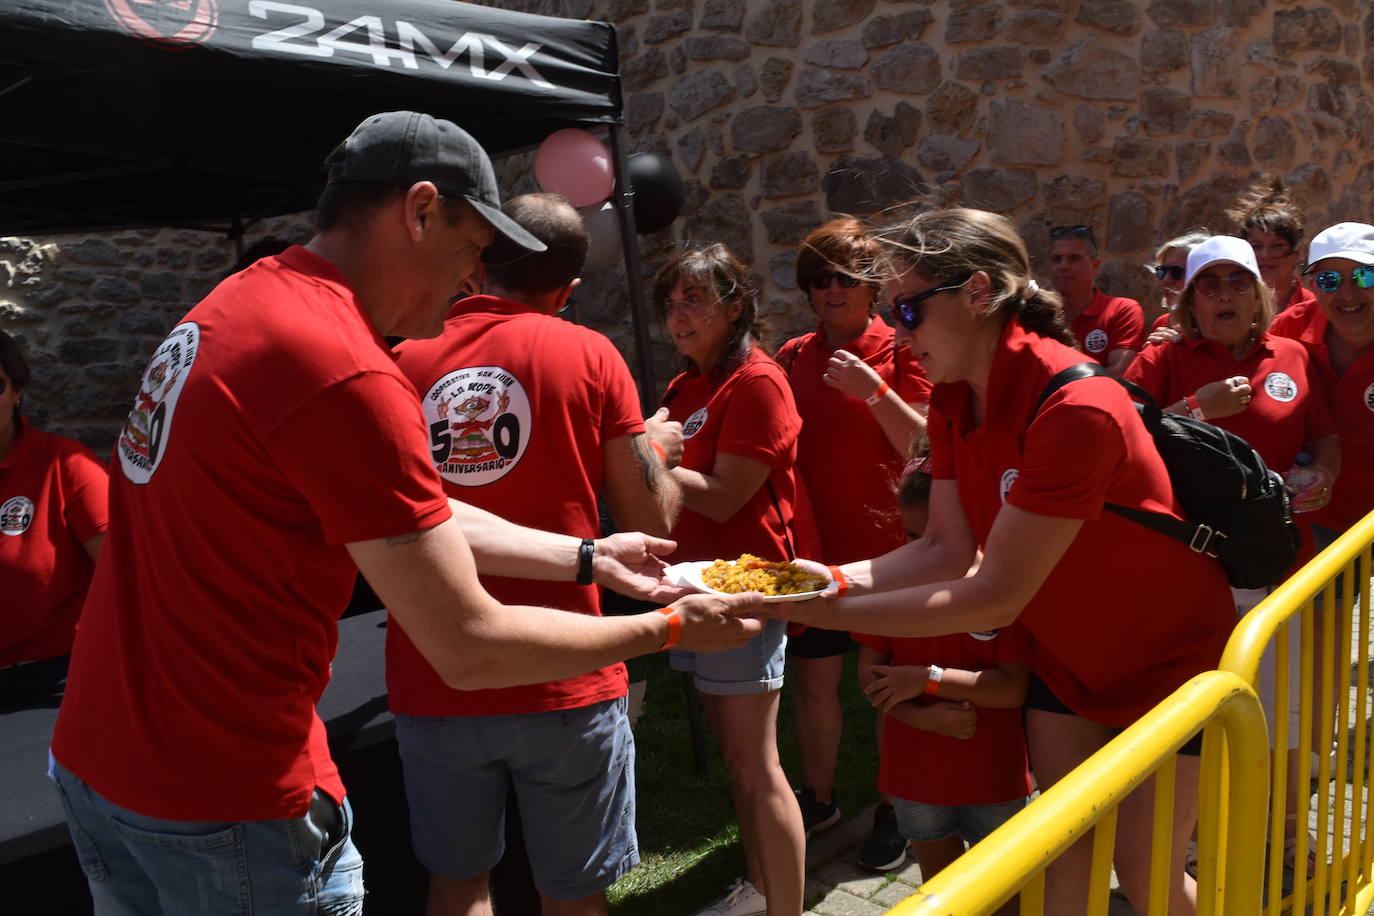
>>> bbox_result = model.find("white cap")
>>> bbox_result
[1307,222,1374,268]
[1184,235,1261,289]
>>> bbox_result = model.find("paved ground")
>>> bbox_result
[800,804,1137,916]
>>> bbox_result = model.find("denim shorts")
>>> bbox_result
[394,696,638,899]
[892,795,1028,845]
[50,760,363,915]
[669,618,787,695]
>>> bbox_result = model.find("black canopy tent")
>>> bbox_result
[0,0,657,404]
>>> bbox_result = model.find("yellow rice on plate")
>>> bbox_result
[700,554,828,596]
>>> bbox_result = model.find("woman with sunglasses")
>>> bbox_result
[0,330,109,683]
[779,208,1236,915]
[656,244,814,916]
[1148,230,1211,333]
[772,218,930,870]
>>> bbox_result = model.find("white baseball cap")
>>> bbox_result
[1306,222,1374,268]
[1183,235,1261,288]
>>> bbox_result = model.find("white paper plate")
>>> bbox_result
[664,560,830,603]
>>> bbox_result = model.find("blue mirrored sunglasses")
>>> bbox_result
[890,276,971,330]
[1311,265,1374,293]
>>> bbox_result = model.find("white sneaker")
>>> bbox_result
[695,878,767,916]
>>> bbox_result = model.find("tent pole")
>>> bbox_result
[607,124,658,416]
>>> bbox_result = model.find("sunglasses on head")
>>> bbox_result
[1155,264,1185,282]
[1310,265,1374,293]
[1192,270,1254,297]
[890,275,971,330]
[804,269,863,290]
[1050,225,1096,246]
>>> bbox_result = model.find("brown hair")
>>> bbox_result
[483,193,588,295]
[1176,268,1276,342]
[653,244,763,382]
[0,331,30,426]
[875,207,1075,346]
[1227,176,1304,251]
[795,217,882,293]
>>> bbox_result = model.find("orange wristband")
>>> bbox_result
[649,441,667,463]
[864,380,891,406]
[827,565,848,597]
[656,607,682,651]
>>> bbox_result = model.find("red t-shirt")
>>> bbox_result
[1150,311,1173,333]
[1071,290,1145,362]
[927,321,1234,727]
[1269,295,1320,341]
[664,348,816,562]
[1282,283,1317,316]
[52,247,452,821]
[776,319,931,564]
[1271,303,1374,531]
[0,419,108,666]
[388,296,640,716]
[854,625,1033,806]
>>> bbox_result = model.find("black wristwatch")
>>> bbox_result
[576,538,596,586]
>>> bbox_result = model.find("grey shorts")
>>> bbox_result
[669,618,787,695]
[394,696,638,899]
[892,795,1028,846]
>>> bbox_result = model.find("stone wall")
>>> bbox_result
[4,0,1372,454]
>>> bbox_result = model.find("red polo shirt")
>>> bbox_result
[927,321,1234,727]
[776,318,930,564]
[1071,290,1145,363]
[0,419,108,665]
[1271,304,1374,531]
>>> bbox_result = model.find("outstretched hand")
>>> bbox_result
[593,532,693,603]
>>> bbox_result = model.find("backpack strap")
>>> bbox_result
[1030,362,1230,559]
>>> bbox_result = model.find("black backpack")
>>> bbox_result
[1034,363,1300,589]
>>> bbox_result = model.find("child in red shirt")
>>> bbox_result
[855,465,1031,899]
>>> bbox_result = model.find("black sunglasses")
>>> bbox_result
[891,276,971,330]
[1155,264,1185,282]
[804,269,863,290]
[1050,225,1096,246]
[1310,266,1374,293]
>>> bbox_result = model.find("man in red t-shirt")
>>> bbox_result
[1049,225,1145,377]
[49,112,761,916]
[390,194,683,915]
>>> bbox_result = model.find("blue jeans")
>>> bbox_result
[51,761,364,915]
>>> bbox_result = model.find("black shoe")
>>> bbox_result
[858,803,907,872]
[794,787,841,836]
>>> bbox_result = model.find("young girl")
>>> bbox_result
[854,465,1031,909]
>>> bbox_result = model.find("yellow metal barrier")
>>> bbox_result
[883,671,1269,916]
[1221,511,1374,916]
[880,511,1374,916]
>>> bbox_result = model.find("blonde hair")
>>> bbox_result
[875,208,1074,346]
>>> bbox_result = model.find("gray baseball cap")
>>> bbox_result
[335,111,545,253]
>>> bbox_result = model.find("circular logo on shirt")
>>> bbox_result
[1084,329,1109,353]
[968,629,1000,641]
[1263,372,1297,403]
[421,365,532,487]
[0,495,34,535]
[118,322,199,485]
[999,468,1019,504]
[683,407,709,439]
[1364,382,1374,412]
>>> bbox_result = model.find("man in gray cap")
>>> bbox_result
[50,112,761,915]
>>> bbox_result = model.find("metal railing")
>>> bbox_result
[883,511,1374,915]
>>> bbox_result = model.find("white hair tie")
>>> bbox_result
[1024,280,1039,299]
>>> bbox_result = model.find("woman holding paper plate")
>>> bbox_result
[782,209,1235,916]
[657,243,818,916]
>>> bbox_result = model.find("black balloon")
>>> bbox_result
[628,152,684,235]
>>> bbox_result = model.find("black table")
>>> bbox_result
[0,608,394,866]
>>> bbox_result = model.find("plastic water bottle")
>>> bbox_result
[1284,452,1320,510]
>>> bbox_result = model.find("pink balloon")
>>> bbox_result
[534,128,615,207]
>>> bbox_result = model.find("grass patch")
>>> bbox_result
[608,645,880,914]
